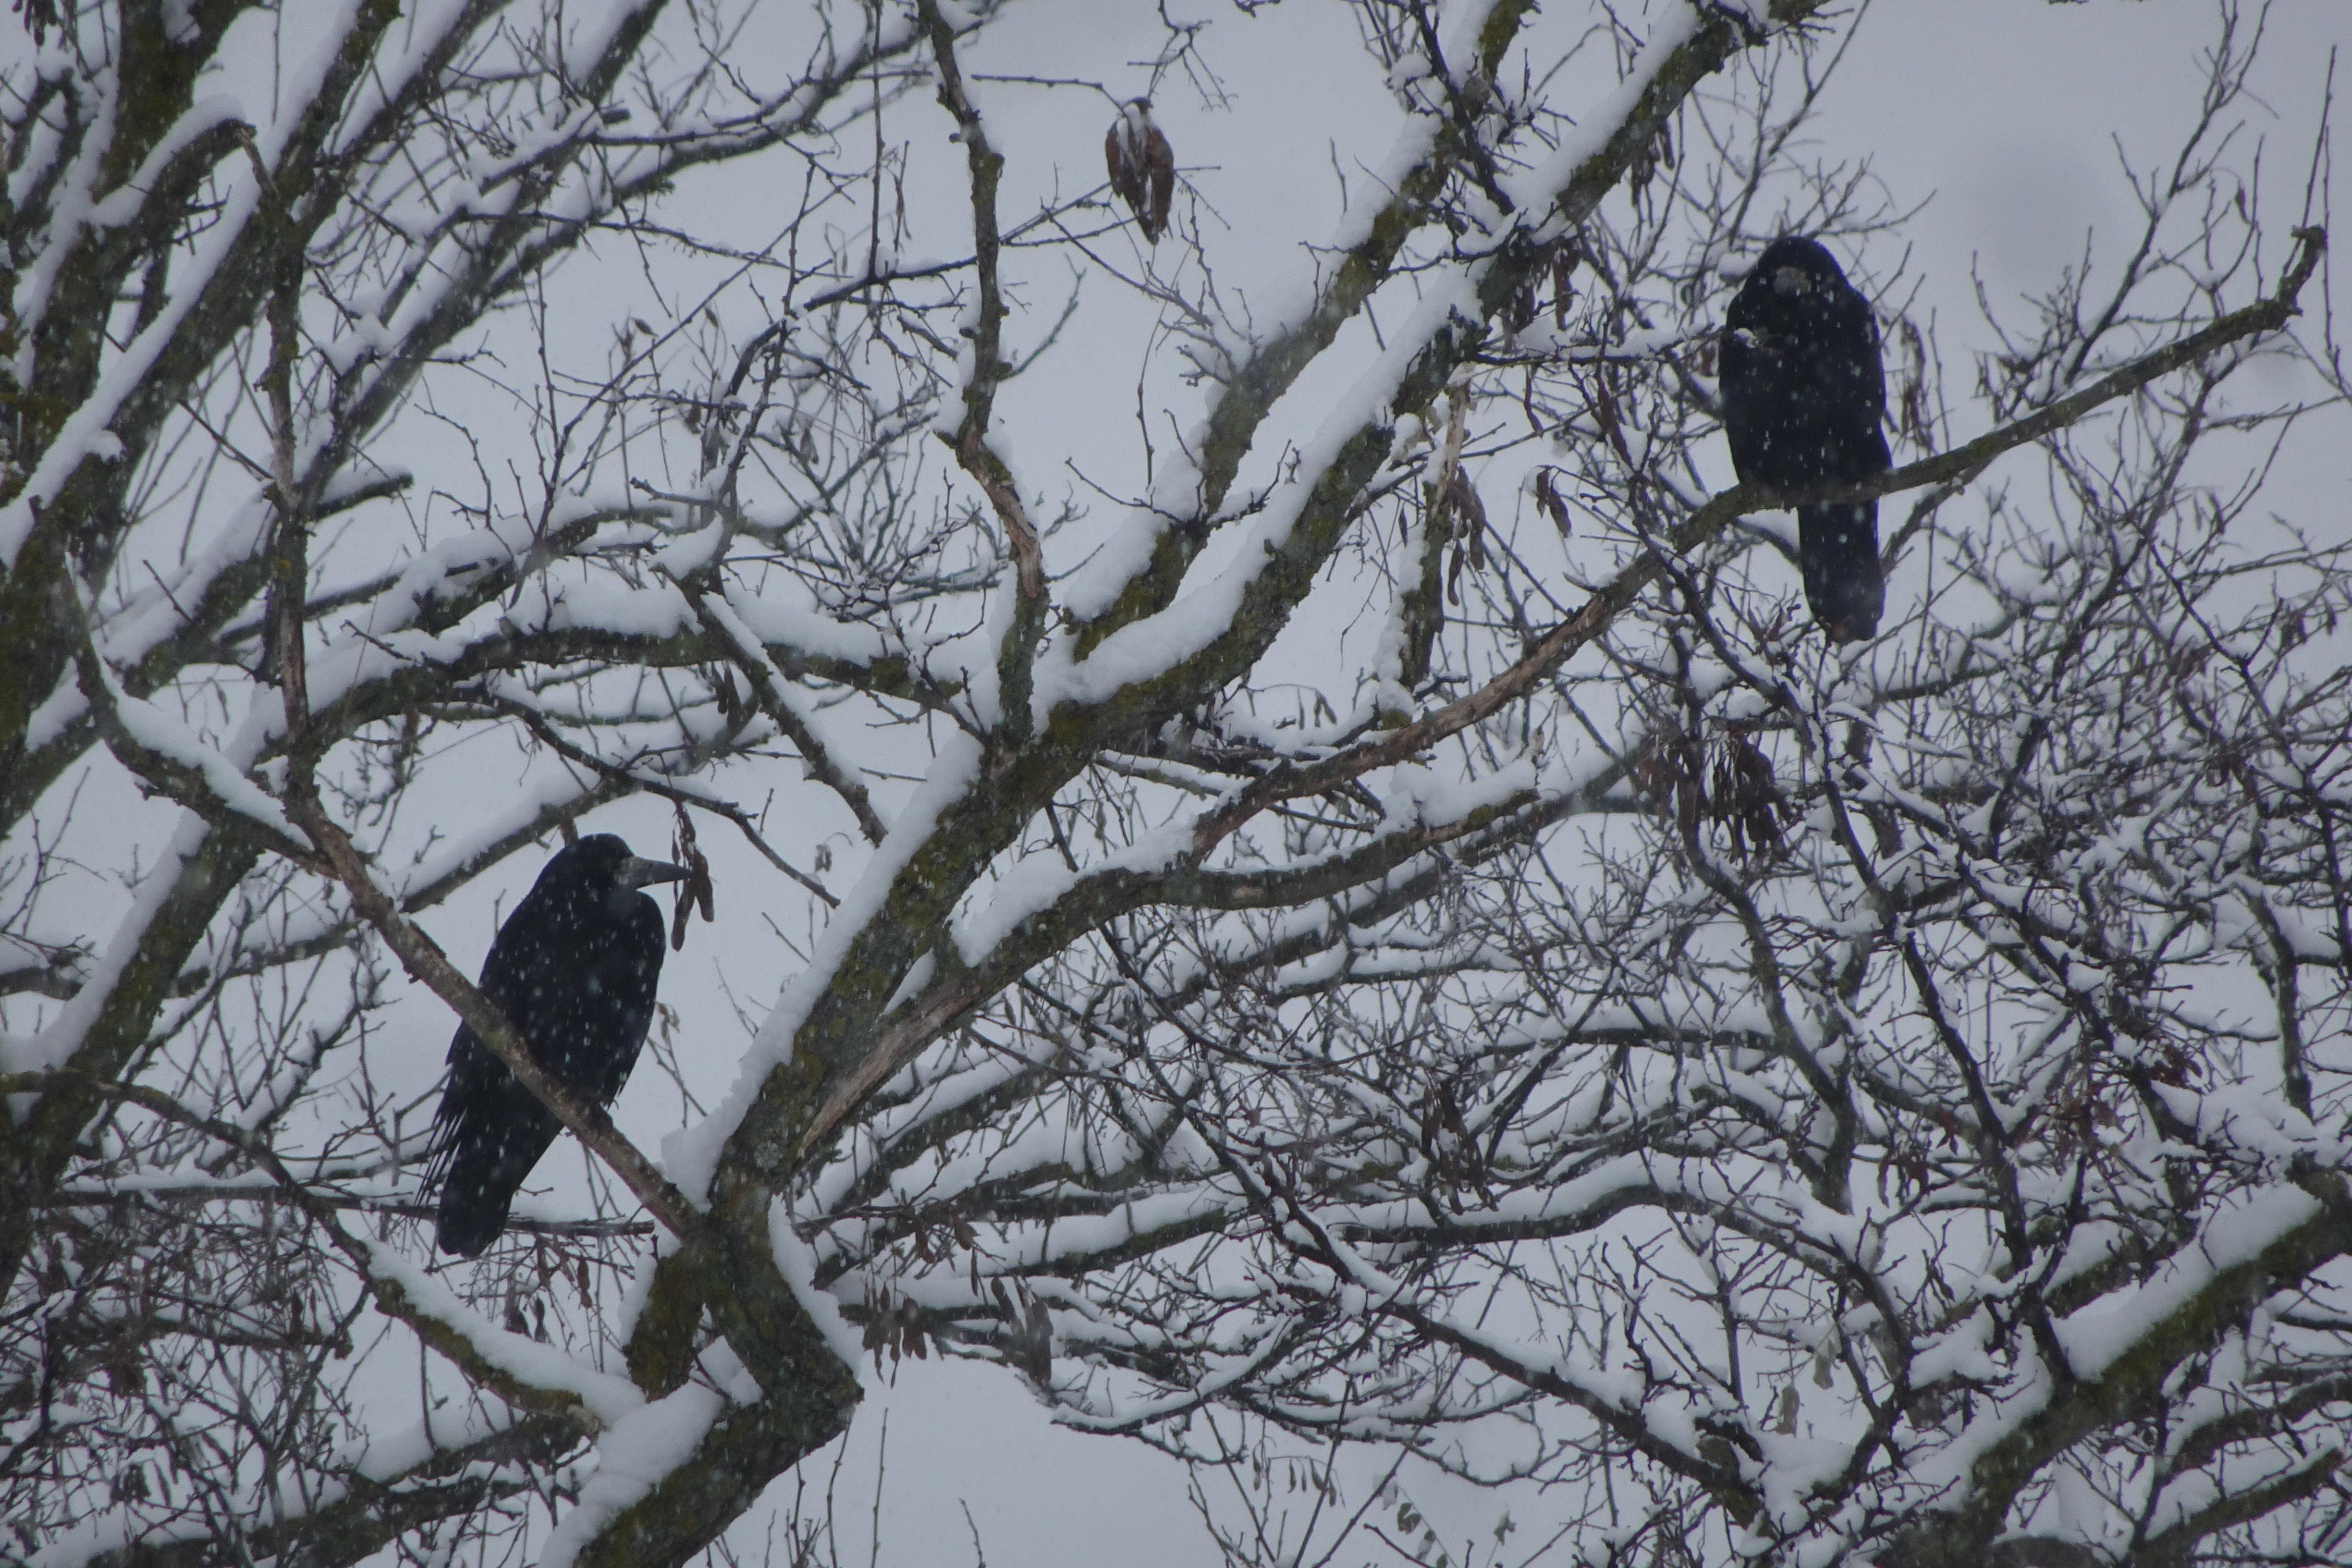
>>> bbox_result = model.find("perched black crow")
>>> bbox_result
[1720,236,1892,641]
[422,834,686,1257]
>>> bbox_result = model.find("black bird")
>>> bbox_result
[422,834,686,1257]
[1720,236,1892,641]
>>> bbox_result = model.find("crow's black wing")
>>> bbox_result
[425,903,566,1257]
[506,891,666,1108]
[1788,271,1889,639]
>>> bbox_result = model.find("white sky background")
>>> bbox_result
[9,0,2344,1562]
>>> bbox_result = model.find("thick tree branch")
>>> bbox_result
[917,0,1050,745]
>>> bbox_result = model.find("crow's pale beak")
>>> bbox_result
[618,855,689,889]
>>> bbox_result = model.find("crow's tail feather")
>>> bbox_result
[432,1135,519,1258]
[1797,501,1884,643]
[429,1121,555,1258]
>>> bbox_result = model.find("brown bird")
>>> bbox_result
[1105,98,1175,244]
